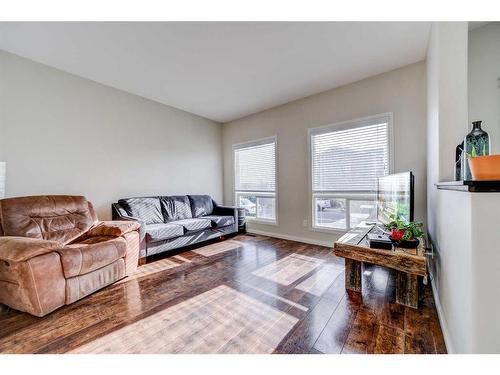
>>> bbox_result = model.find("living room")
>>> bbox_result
[1,1,500,370]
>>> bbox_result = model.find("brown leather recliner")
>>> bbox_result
[0,195,140,317]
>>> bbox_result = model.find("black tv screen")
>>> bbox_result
[377,172,414,225]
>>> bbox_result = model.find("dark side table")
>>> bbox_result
[236,207,246,234]
[333,222,427,309]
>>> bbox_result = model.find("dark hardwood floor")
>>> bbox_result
[0,234,446,354]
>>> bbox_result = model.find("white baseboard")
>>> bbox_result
[430,276,454,354]
[246,229,332,248]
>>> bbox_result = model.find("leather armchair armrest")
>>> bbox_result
[0,236,62,263]
[0,237,65,317]
[88,221,141,237]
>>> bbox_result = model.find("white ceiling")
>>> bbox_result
[0,22,431,123]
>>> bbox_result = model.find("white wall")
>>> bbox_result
[0,51,223,219]
[223,62,427,245]
[471,193,500,353]
[426,23,440,242]
[434,190,473,353]
[468,23,500,154]
[427,22,469,244]
[432,190,500,354]
[426,22,471,353]
[468,23,500,353]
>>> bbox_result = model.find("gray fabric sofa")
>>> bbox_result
[112,195,238,260]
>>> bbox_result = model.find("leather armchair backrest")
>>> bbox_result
[87,201,98,223]
[0,195,95,244]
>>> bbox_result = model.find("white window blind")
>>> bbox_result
[310,115,391,231]
[234,138,277,223]
[235,140,276,192]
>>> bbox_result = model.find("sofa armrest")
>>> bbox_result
[88,221,141,237]
[213,205,238,219]
[112,203,146,240]
[0,236,62,263]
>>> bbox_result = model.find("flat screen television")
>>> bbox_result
[377,172,414,225]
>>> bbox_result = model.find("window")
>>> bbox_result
[234,137,277,223]
[310,114,392,231]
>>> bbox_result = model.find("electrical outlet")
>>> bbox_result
[302,219,308,227]
[426,242,435,259]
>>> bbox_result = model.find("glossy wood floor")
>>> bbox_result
[0,234,447,354]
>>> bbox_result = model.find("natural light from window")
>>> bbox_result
[310,115,391,231]
[234,138,277,223]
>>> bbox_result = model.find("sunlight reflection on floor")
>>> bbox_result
[252,253,324,285]
[70,285,298,354]
[192,239,244,257]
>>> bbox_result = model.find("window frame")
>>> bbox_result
[232,136,278,226]
[307,113,394,233]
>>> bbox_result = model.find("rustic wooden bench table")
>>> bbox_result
[333,222,427,309]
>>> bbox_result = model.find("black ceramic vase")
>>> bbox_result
[463,121,490,180]
[455,141,464,181]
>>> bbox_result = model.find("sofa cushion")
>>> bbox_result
[174,218,212,232]
[118,197,163,224]
[202,215,235,228]
[187,195,214,217]
[161,196,193,221]
[145,223,184,242]
[58,236,127,278]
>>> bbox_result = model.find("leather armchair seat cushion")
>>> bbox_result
[58,236,127,278]
[187,195,214,217]
[174,218,212,232]
[118,197,164,224]
[202,215,235,228]
[146,223,184,242]
[88,221,141,237]
[160,196,192,221]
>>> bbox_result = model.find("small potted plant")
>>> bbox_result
[385,213,424,248]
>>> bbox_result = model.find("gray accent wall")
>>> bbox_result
[222,61,427,245]
[0,51,223,220]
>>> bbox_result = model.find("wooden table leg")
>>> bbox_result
[345,259,362,292]
[138,257,147,266]
[138,241,147,266]
[396,271,418,308]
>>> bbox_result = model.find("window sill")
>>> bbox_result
[246,218,279,226]
[309,226,347,235]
